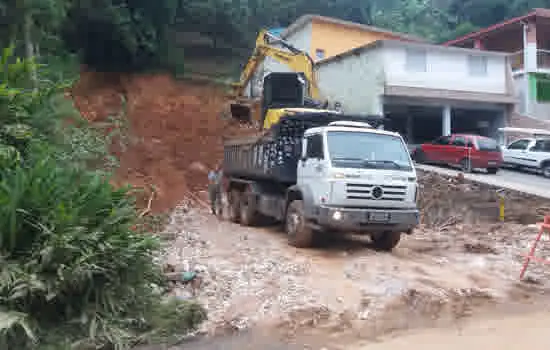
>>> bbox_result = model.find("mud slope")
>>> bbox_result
[72,69,256,212]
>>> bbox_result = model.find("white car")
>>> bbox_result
[501,137,550,178]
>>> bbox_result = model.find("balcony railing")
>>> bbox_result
[509,49,550,72]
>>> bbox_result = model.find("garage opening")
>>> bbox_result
[451,108,503,139]
[384,105,443,145]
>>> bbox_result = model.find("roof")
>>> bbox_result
[443,8,550,46]
[280,14,426,43]
[316,39,510,67]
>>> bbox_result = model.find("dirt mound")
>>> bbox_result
[71,69,258,212]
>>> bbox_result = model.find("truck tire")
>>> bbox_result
[371,231,401,251]
[228,189,241,223]
[285,200,314,248]
[239,190,259,226]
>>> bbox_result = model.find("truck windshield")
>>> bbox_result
[327,131,413,171]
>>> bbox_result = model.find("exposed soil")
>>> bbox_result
[71,68,258,212]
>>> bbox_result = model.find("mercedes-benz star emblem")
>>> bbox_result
[372,186,383,199]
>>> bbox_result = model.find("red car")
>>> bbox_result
[412,134,503,174]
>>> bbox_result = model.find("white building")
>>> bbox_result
[315,40,517,142]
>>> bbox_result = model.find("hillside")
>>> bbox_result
[70,69,257,213]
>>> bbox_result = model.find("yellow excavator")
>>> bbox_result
[227,29,332,130]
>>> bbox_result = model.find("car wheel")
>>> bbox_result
[460,158,472,173]
[542,164,550,178]
[487,167,499,174]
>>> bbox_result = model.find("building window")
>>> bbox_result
[468,55,488,76]
[405,48,427,72]
[315,49,325,60]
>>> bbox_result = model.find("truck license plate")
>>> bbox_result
[369,212,390,222]
[488,161,496,166]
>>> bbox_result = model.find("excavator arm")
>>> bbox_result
[230,29,320,99]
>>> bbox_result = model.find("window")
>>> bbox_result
[452,136,467,146]
[532,139,550,152]
[468,55,488,76]
[305,134,324,159]
[476,137,499,151]
[507,139,531,150]
[315,49,325,60]
[405,48,427,72]
[433,136,451,145]
[327,131,412,171]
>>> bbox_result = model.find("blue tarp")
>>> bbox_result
[268,27,285,37]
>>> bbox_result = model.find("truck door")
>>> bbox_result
[298,133,327,204]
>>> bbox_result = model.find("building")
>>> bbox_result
[443,8,550,126]
[245,15,423,98]
[316,40,516,144]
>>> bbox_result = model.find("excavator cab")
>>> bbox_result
[230,72,307,125]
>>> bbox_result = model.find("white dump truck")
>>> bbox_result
[221,110,419,251]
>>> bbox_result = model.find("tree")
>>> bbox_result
[62,0,177,72]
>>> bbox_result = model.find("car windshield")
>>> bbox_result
[327,131,413,171]
[476,137,499,152]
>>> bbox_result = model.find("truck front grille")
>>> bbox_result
[345,183,407,201]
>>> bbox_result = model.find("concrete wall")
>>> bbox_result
[315,49,385,115]
[382,44,510,95]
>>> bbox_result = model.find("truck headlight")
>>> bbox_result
[332,211,342,221]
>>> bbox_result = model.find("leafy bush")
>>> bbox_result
[0,49,206,349]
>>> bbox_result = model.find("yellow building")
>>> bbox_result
[280,15,426,61]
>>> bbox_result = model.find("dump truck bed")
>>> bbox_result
[223,112,386,184]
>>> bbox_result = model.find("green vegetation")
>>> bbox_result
[0,42,206,350]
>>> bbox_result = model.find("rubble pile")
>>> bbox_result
[418,171,550,226]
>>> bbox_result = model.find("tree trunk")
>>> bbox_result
[23,11,38,88]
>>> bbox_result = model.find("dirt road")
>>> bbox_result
[160,200,550,348]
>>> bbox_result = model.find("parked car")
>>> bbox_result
[411,134,502,174]
[501,137,550,178]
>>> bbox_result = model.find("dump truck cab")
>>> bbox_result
[285,121,418,248]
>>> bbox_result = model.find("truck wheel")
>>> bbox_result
[239,190,259,226]
[371,232,401,251]
[285,200,314,248]
[543,164,550,178]
[228,189,241,223]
